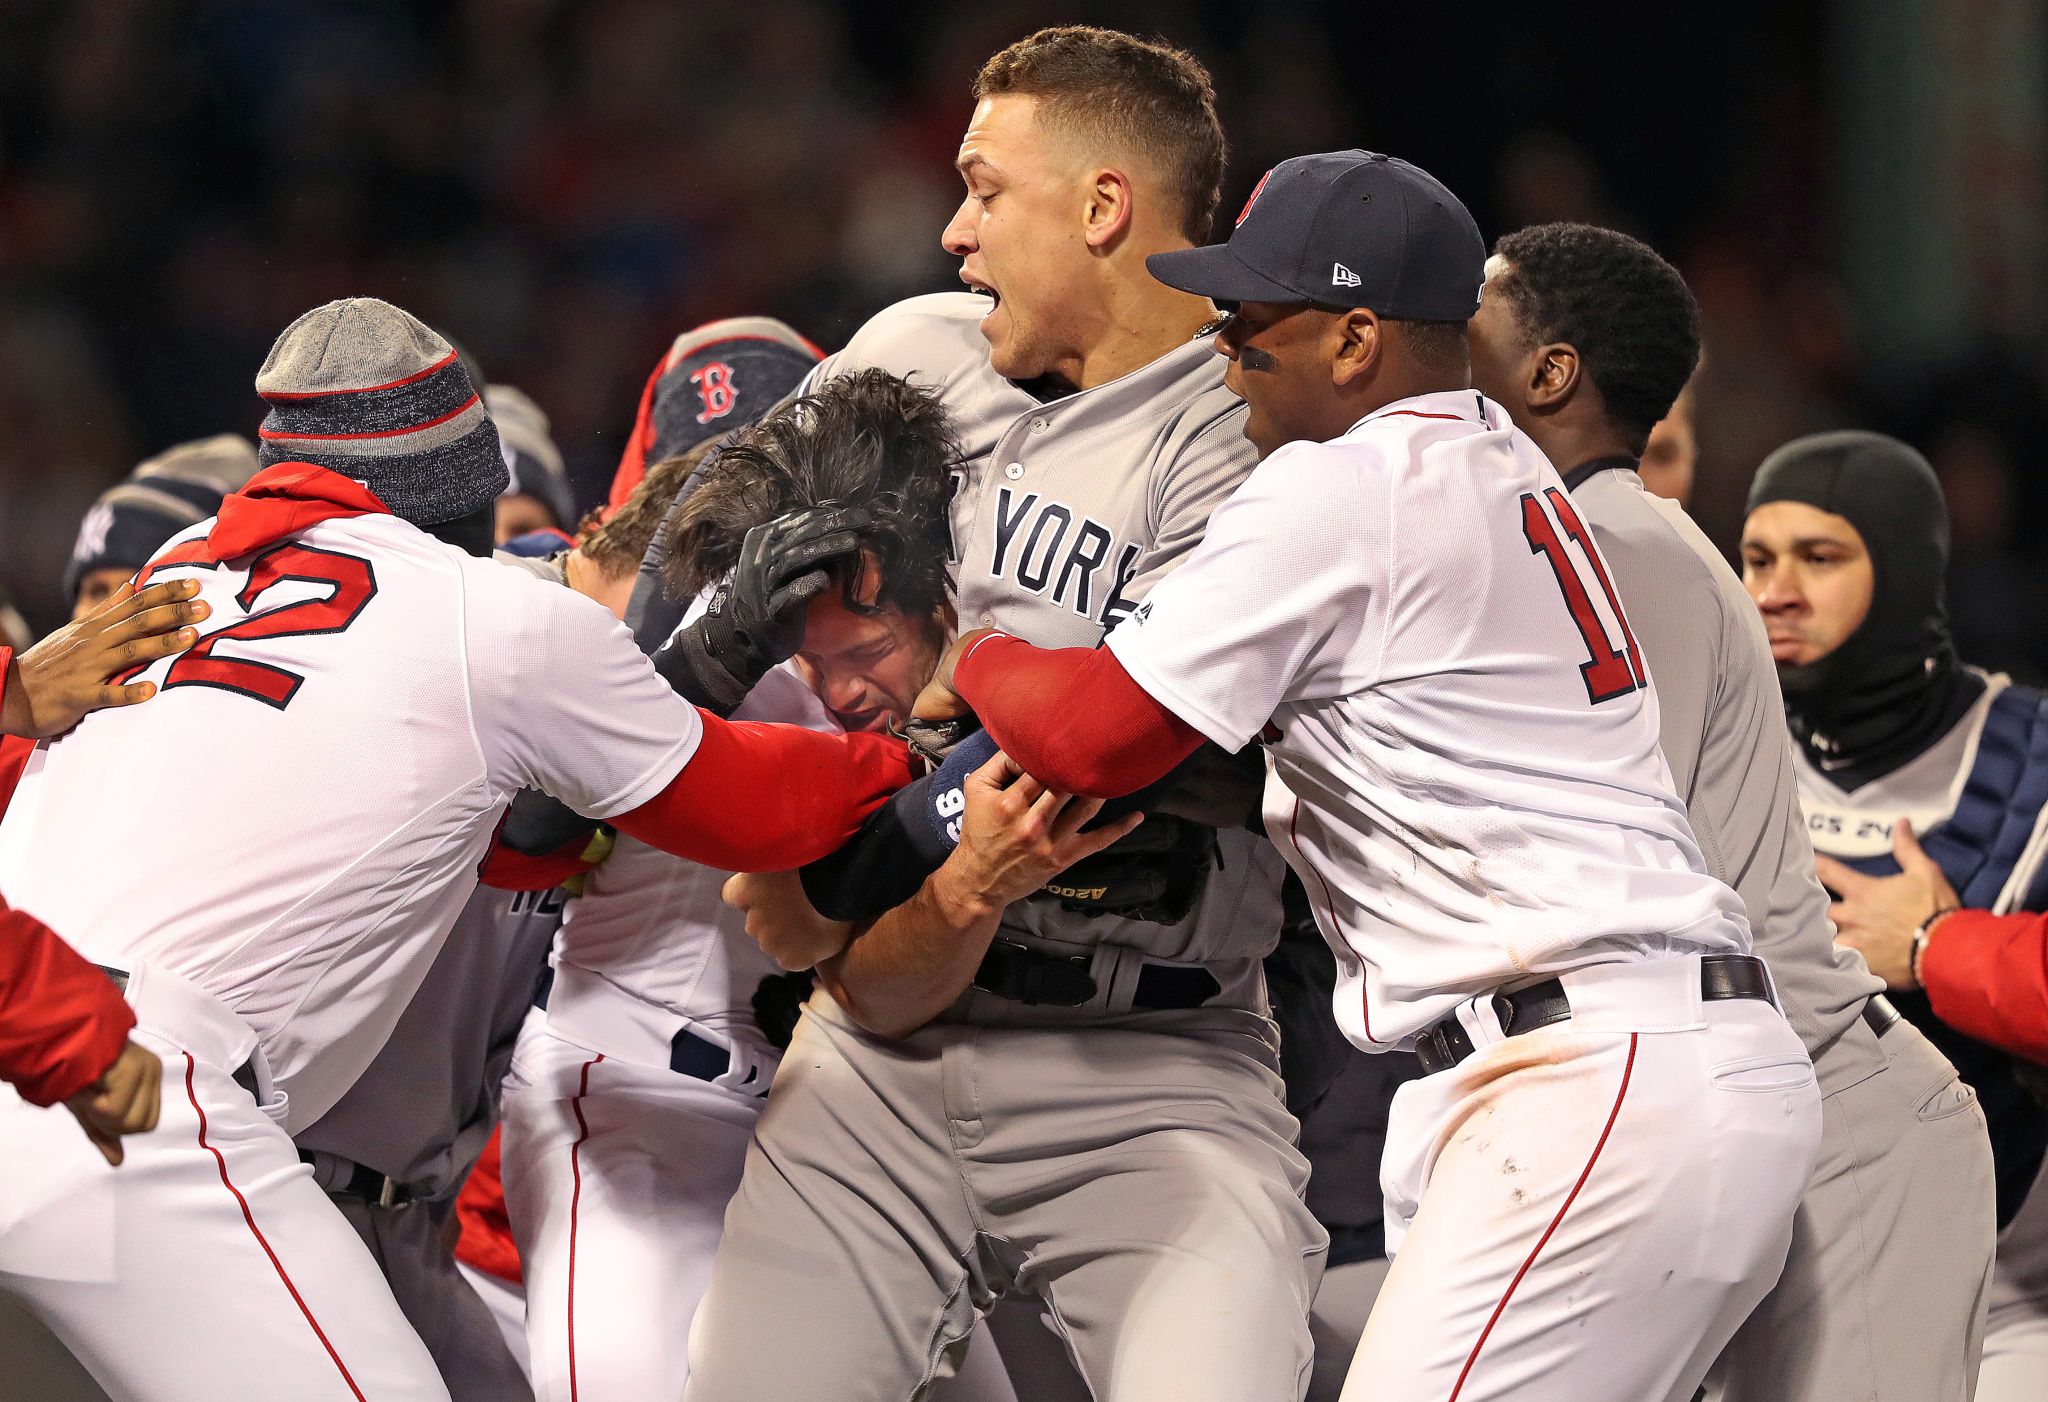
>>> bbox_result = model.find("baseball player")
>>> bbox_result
[1741,433,2048,1402]
[606,315,826,512]
[1468,222,1994,1401]
[0,297,911,1402]
[500,370,1021,1402]
[687,27,1318,1401]
[932,149,1822,1402]
[488,384,577,546]
[290,431,741,1402]
[64,434,259,621]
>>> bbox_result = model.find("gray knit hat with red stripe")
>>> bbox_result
[256,298,509,526]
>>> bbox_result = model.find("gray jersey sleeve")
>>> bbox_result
[1572,467,1881,1084]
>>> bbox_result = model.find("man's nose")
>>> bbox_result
[1751,565,1802,613]
[941,198,978,257]
[826,673,870,709]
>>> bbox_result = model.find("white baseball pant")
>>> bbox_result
[1342,955,1822,1402]
[501,1011,1020,1402]
[1981,1150,2048,1402]
[0,963,448,1402]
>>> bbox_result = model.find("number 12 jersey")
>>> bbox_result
[0,512,702,1129]
[1105,391,1752,1051]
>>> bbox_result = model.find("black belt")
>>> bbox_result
[535,972,767,1098]
[97,963,259,1100]
[300,1151,421,1210]
[1414,954,1776,1075]
[970,940,1221,1010]
[1863,994,1902,1039]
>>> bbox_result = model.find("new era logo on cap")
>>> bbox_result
[1146,150,1485,321]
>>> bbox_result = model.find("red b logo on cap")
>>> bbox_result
[691,363,737,424]
[1236,169,1273,227]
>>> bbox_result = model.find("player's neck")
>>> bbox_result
[1329,368,1470,438]
[1061,279,1214,392]
[1528,419,1639,479]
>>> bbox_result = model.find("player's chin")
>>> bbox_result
[1240,406,1282,461]
[981,315,1030,377]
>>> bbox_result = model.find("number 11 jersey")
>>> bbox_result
[0,511,702,1129]
[1104,390,1751,1052]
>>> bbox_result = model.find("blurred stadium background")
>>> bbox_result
[1,1,2042,668]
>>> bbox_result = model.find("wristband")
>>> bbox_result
[1910,905,1957,989]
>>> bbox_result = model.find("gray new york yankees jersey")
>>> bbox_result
[1570,464,1882,1094]
[810,292,1286,966]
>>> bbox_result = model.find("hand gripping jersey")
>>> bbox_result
[807,293,1286,966]
[0,512,702,1130]
[1794,672,2048,1226]
[1105,391,1752,1048]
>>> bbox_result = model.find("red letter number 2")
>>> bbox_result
[129,542,378,710]
[1519,488,1645,704]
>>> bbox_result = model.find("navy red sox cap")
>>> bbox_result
[1148,150,1485,321]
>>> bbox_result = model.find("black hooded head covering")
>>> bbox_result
[1746,430,1983,789]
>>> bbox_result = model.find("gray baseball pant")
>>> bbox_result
[683,993,1327,1402]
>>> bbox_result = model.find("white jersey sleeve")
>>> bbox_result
[463,562,703,818]
[1107,439,1381,752]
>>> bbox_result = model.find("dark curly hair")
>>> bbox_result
[661,368,960,621]
[1489,223,1701,451]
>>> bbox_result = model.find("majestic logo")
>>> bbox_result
[691,362,738,424]
[1236,169,1274,227]
[1332,263,1361,288]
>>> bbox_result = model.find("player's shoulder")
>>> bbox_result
[829,293,994,380]
[1576,470,1731,597]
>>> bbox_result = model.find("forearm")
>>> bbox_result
[613,713,912,873]
[952,633,1202,797]
[0,649,20,737]
[816,861,1002,1040]
[0,904,136,1106]
[1920,909,2048,1064]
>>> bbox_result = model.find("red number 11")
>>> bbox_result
[1520,487,1645,704]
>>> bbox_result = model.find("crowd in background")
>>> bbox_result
[2,0,2044,673]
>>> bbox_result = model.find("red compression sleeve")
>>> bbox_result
[1920,909,2048,1065]
[0,896,135,1107]
[953,632,1204,798]
[0,735,31,816]
[612,714,913,872]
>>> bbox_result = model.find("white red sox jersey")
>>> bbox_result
[0,511,701,1129]
[550,662,835,1057]
[1106,390,1751,1048]
[808,292,1286,965]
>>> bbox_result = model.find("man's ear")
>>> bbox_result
[1331,309,1382,388]
[1526,343,1583,410]
[1083,168,1135,248]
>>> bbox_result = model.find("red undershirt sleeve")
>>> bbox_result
[611,712,914,872]
[1920,908,2048,1065]
[478,831,603,892]
[952,632,1204,799]
[0,897,136,1107]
